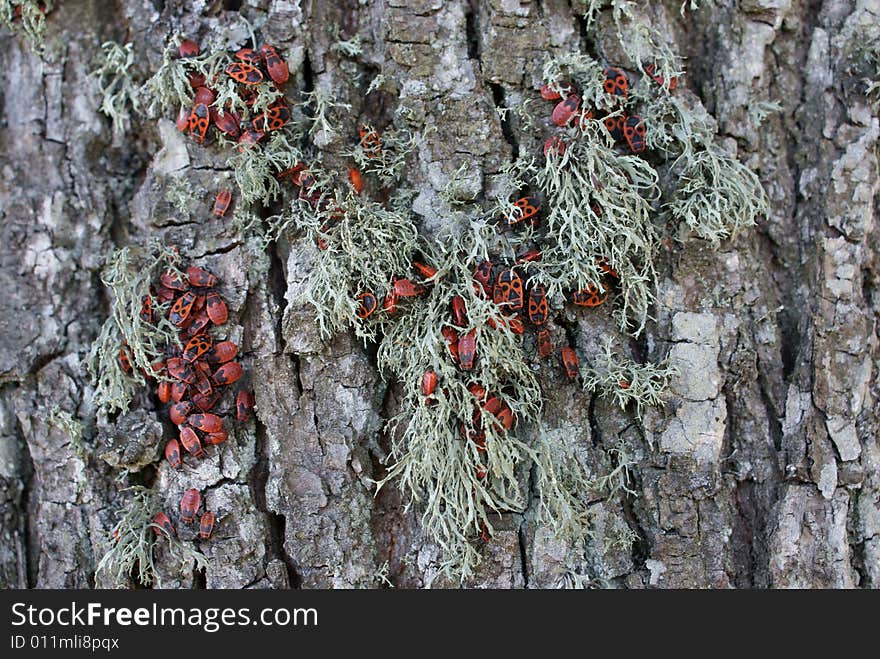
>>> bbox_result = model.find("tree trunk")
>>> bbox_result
[1,0,878,589]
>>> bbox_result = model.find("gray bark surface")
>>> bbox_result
[0,0,878,588]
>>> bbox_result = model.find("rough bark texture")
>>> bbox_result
[1,0,878,589]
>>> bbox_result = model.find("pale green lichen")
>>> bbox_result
[87,242,182,415]
[96,486,207,587]
[48,406,88,460]
[91,41,139,136]
[582,339,676,419]
[0,0,52,51]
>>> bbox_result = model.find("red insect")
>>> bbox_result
[619,380,631,390]
[164,439,182,469]
[157,380,172,404]
[458,329,477,370]
[603,67,629,100]
[598,259,619,279]
[178,39,199,58]
[356,292,378,319]
[495,402,514,431]
[235,48,263,65]
[493,269,524,310]
[259,44,289,84]
[179,426,204,458]
[509,196,541,226]
[186,265,217,288]
[206,291,228,325]
[167,357,195,384]
[188,103,210,143]
[236,390,255,422]
[118,347,132,373]
[644,63,678,90]
[170,381,189,403]
[623,115,647,153]
[160,270,188,291]
[571,285,608,307]
[359,125,382,158]
[517,248,542,263]
[237,128,266,150]
[451,296,468,327]
[551,94,581,127]
[180,488,201,524]
[212,189,233,217]
[412,260,438,281]
[183,334,213,363]
[194,371,214,398]
[527,285,549,326]
[140,295,153,323]
[188,413,223,434]
[225,62,264,85]
[604,115,624,142]
[188,72,207,88]
[473,260,493,298]
[204,430,228,445]
[507,315,526,335]
[392,278,426,298]
[382,290,399,315]
[169,401,192,425]
[192,391,221,412]
[422,370,438,397]
[441,326,459,363]
[213,361,243,386]
[210,108,241,138]
[152,512,175,537]
[537,328,553,359]
[540,81,574,101]
[348,168,365,194]
[185,309,211,338]
[169,291,197,326]
[543,136,567,158]
[193,86,215,106]
[251,103,291,132]
[199,511,216,539]
[560,346,579,381]
[175,106,190,132]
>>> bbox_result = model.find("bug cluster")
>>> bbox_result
[172,38,290,149]
[119,259,255,544]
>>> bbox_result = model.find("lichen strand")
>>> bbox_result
[0,0,52,51]
[95,487,207,587]
[91,41,139,136]
[86,242,182,415]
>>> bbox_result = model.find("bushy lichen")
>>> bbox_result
[0,0,52,51]
[91,41,139,136]
[96,486,207,587]
[87,242,182,415]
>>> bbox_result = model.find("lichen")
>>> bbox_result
[0,0,52,51]
[91,41,139,136]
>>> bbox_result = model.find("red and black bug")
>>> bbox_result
[180,488,201,523]
[152,512,175,537]
[356,291,378,319]
[183,334,213,363]
[259,44,289,84]
[451,296,468,328]
[170,381,189,403]
[169,291,197,326]
[458,329,477,370]
[644,63,678,90]
[205,291,228,325]
[392,278,426,298]
[161,269,188,291]
[178,39,199,58]
[211,107,241,138]
[184,309,210,338]
[166,357,195,384]
[118,347,132,373]
[235,48,263,65]
[603,67,629,100]
[140,295,153,323]
[509,196,541,226]
[164,439,182,469]
[412,260,438,281]
[440,326,459,363]
[179,426,204,458]
[212,189,232,217]
[237,128,266,149]
[157,380,172,404]
[537,328,553,359]
[571,285,608,307]
[422,370,438,397]
[551,94,581,127]
[382,290,399,315]
[169,401,192,425]
[473,260,493,298]
[516,248,542,263]
[193,86,215,106]
[358,125,382,158]
[527,285,549,326]
[493,269,524,310]
[604,115,624,142]
[540,81,574,101]
[213,361,243,386]
[349,168,365,194]
[198,511,215,539]
[188,103,210,143]
[188,413,223,434]
[544,136,567,158]
[252,103,291,132]
[623,115,647,153]
[225,62,264,85]
[204,430,228,445]
[192,391,221,412]
[560,346,579,381]
[236,390,255,422]
[186,265,216,288]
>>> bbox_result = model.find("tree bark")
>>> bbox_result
[1,0,878,589]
